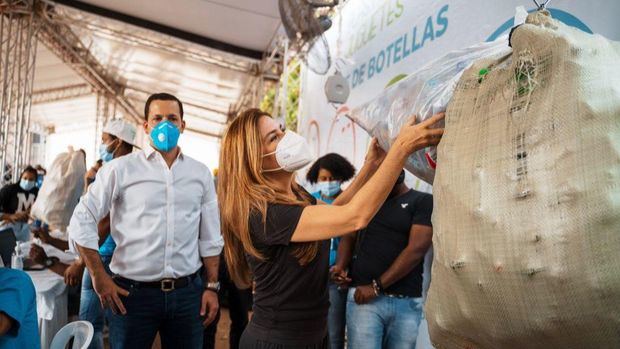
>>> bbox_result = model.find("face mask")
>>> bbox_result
[317,181,341,197]
[262,131,313,173]
[99,142,114,162]
[36,174,44,188]
[19,179,35,191]
[150,120,180,152]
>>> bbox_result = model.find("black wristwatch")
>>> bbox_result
[205,281,220,293]
[44,257,59,268]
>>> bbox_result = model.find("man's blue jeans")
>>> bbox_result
[107,274,204,349]
[327,281,347,349]
[79,255,112,349]
[346,287,424,349]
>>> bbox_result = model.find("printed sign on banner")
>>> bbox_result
[297,0,620,191]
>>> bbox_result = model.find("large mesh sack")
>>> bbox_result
[31,149,86,232]
[426,11,620,349]
[348,39,510,184]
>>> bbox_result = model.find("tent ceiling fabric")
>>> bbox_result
[58,0,281,55]
[31,0,281,138]
[31,95,97,131]
[33,44,84,91]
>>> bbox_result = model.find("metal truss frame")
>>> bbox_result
[31,82,91,104]
[0,0,39,182]
[1,0,258,176]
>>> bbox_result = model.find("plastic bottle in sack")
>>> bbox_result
[424,104,447,170]
[11,244,23,270]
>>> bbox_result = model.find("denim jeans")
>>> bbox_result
[79,255,112,349]
[346,287,424,349]
[107,274,204,349]
[327,281,347,349]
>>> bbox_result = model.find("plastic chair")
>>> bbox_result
[50,321,94,349]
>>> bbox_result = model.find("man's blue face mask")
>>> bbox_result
[150,120,180,152]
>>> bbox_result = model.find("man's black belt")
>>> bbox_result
[114,271,199,292]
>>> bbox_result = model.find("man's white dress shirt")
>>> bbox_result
[68,145,223,281]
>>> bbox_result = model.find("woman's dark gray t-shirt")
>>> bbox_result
[246,197,330,342]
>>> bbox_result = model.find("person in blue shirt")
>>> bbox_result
[305,153,356,349]
[307,153,356,205]
[0,268,40,349]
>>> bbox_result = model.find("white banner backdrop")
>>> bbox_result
[298,0,620,191]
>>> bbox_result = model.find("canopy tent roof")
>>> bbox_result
[31,0,282,140]
[55,0,281,57]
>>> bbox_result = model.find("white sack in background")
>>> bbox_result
[32,148,86,232]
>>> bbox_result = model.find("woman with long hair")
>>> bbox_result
[218,108,444,348]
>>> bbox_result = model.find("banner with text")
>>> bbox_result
[298,0,620,191]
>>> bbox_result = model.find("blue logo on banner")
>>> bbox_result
[486,8,592,42]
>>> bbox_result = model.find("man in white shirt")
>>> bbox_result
[68,93,223,349]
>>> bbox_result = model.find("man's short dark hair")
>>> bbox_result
[306,153,356,184]
[21,165,38,179]
[144,93,184,120]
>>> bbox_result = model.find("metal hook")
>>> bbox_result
[532,0,552,10]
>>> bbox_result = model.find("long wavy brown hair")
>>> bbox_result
[218,108,320,288]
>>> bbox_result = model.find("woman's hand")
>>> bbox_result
[364,138,387,168]
[395,112,445,154]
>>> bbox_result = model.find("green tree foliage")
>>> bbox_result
[260,60,301,131]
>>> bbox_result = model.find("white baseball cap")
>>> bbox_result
[103,119,138,146]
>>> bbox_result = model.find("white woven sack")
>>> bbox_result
[426,11,620,349]
[31,149,86,231]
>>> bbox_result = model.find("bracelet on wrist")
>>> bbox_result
[371,278,383,296]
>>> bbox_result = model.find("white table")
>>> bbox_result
[22,241,75,349]
[28,269,68,349]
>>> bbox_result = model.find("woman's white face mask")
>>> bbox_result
[262,131,314,173]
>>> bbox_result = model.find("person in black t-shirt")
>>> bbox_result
[217,108,444,349]
[333,169,433,348]
[0,166,39,225]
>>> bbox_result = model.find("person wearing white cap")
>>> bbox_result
[32,119,140,257]
[59,119,138,349]
[98,119,139,163]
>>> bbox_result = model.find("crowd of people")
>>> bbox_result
[0,92,444,349]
